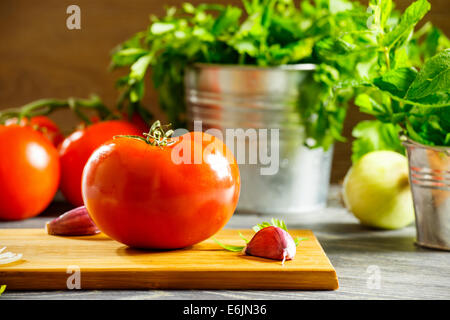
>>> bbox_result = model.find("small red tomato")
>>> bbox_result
[5,116,64,147]
[82,130,240,249]
[59,120,142,207]
[0,125,60,220]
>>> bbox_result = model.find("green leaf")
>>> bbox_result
[211,6,242,35]
[294,237,309,246]
[271,218,288,232]
[111,48,149,68]
[330,0,354,14]
[354,92,388,116]
[129,54,153,82]
[406,49,450,102]
[252,222,272,233]
[0,285,5,296]
[213,238,245,252]
[129,80,145,102]
[383,0,431,48]
[252,218,289,233]
[150,22,175,35]
[373,67,418,98]
[182,3,196,14]
[231,40,258,57]
[379,0,393,29]
[368,0,392,32]
[351,120,405,163]
[238,232,250,244]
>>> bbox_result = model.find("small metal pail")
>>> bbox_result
[184,63,333,215]
[403,138,450,251]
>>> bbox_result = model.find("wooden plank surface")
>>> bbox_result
[0,229,338,290]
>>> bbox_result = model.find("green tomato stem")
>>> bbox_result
[0,95,114,125]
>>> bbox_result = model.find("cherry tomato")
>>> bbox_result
[5,116,64,147]
[59,120,142,207]
[82,131,240,249]
[0,125,60,220]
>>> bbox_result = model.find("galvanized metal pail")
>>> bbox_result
[403,138,450,251]
[184,63,333,215]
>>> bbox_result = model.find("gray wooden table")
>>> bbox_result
[1,186,449,300]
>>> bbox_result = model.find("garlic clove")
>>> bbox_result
[46,206,100,236]
[244,226,296,262]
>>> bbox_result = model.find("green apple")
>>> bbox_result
[343,150,415,229]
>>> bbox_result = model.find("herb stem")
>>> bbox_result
[384,47,391,70]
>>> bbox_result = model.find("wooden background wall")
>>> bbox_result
[0,0,448,182]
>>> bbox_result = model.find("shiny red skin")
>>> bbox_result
[82,132,241,249]
[0,125,60,220]
[5,116,64,147]
[59,120,142,207]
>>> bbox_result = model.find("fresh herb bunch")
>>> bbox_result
[319,0,449,161]
[111,0,373,150]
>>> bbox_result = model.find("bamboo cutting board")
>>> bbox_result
[0,229,338,290]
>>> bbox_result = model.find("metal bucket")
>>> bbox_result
[184,63,333,215]
[403,138,450,251]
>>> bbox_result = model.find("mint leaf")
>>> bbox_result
[368,0,393,32]
[111,48,149,68]
[213,238,245,252]
[373,67,418,98]
[238,232,250,244]
[253,218,288,233]
[330,0,353,14]
[211,6,242,36]
[383,0,431,49]
[420,26,450,60]
[351,120,405,163]
[129,54,153,82]
[354,92,391,117]
[150,22,175,35]
[406,49,450,102]
[252,222,272,233]
[294,237,309,246]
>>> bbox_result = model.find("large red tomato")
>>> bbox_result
[59,120,142,207]
[0,125,60,220]
[82,131,240,249]
[5,116,64,147]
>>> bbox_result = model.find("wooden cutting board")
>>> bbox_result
[0,229,338,290]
